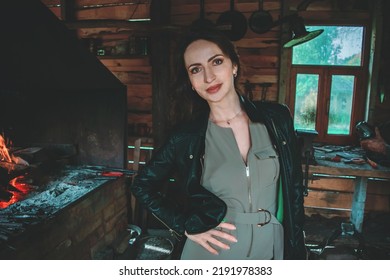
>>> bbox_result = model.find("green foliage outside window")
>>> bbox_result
[292,26,363,66]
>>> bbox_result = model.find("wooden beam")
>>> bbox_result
[150,0,171,148]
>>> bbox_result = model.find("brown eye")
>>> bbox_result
[214,58,223,65]
[190,66,201,74]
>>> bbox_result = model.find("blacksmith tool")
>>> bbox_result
[99,171,124,177]
[343,158,365,165]
[336,152,366,165]
[364,156,378,169]
[317,155,341,162]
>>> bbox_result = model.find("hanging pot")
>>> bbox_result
[249,0,274,34]
[191,0,214,29]
[216,0,247,41]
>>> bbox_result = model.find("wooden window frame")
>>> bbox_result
[286,24,371,145]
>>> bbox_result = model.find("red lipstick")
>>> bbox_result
[206,84,222,93]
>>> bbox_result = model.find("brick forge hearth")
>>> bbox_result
[0,1,130,260]
[0,166,131,260]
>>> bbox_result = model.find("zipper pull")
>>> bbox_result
[246,166,250,177]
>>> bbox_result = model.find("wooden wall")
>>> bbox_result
[40,0,390,217]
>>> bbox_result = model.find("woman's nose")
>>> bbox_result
[204,67,216,83]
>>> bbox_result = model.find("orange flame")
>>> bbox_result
[0,134,13,163]
[0,135,31,208]
[0,134,29,172]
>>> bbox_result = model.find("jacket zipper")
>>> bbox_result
[200,154,205,173]
[245,164,254,257]
[151,212,183,241]
[246,166,252,212]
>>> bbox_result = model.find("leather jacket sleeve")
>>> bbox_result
[130,130,226,238]
[130,135,187,237]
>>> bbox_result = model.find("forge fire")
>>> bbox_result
[0,134,31,209]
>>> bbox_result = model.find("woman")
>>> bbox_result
[131,28,306,260]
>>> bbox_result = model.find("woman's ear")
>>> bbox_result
[233,65,238,76]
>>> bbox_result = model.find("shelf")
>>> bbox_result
[64,20,181,32]
[97,55,148,59]
[65,20,151,30]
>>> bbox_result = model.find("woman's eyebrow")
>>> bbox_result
[208,54,223,62]
[187,54,224,69]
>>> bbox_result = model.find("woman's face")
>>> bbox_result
[184,39,238,105]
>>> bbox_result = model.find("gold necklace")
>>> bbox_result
[210,108,242,125]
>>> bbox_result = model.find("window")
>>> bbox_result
[288,25,367,144]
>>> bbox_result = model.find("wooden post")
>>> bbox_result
[350,176,368,232]
[150,0,171,148]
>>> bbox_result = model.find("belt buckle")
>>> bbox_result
[257,208,271,227]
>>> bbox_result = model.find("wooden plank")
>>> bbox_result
[48,7,62,19]
[127,112,152,126]
[305,189,389,213]
[77,27,134,38]
[110,67,152,84]
[235,38,279,48]
[308,164,390,180]
[240,74,278,84]
[127,84,152,96]
[240,54,279,68]
[299,11,370,22]
[365,194,390,212]
[238,46,280,56]
[241,84,278,102]
[304,207,350,219]
[100,57,149,66]
[367,179,390,195]
[76,0,149,8]
[127,85,152,111]
[75,4,150,20]
[304,190,353,210]
[127,96,152,111]
[101,65,143,72]
[245,28,281,39]
[66,20,153,31]
[41,0,61,5]
[308,177,355,192]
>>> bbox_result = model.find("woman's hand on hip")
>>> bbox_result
[185,222,237,255]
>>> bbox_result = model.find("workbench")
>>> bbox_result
[307,146,390,232]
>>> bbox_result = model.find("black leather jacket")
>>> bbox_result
[131,95,306,259]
